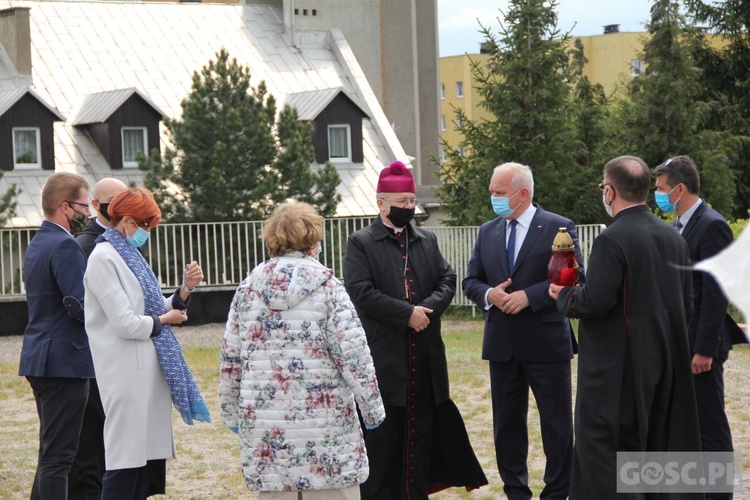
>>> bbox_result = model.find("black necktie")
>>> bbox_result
[674,218,683,230]
[507,220,518,271]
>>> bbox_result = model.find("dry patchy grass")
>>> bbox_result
[1,320,749,499]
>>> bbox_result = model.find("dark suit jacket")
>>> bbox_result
[463,203,584,363]
[75,217,105,258]
[18,220,94,378]
[682,201,746,356]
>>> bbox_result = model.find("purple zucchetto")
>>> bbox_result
[376,161,416,194]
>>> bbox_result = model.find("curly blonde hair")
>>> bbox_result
[263,202,323,257]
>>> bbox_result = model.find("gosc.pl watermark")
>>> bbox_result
[617,452,742,493]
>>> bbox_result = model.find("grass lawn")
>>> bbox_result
[1,319,748,499]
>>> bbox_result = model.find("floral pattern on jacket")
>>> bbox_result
[220,253,385,492]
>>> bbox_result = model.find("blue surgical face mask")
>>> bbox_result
[317,243,322,257]
[126,226,150,248]
[655,186,680,213]
[490,191,520,218]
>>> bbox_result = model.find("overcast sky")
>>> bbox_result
[438,0,654,56]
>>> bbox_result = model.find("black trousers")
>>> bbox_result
[27,376,89,500]
[695,352,733,500]
[68,379,106,500]
[101,460,166,500]
[489,359,573,500]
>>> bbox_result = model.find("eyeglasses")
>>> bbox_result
[66,201,90,210]
[598,182,613,192]
[381,197,418,207]
[663,158,687,186]
[131,219,151,229]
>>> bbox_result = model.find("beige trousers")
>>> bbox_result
[258,486,360,500]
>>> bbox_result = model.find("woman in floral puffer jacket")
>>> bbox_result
[220,202,385,500]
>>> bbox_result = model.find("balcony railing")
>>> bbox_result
[0,219,605,307]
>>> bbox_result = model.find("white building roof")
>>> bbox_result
[0,86,64,119]
[69,88,165,126]
[284,88,369,121]
[0,0,408,227]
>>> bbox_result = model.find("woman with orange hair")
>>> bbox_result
[83,187,210,499]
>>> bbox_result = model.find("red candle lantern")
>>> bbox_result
[548,227,579,286]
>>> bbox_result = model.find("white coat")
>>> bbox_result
[84,241,178,470]
[220,253,385,492]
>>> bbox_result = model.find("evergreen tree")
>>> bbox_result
[436,0,592,225]
[140,49,341,222]
[567,37,615,223]
[684,0,750,217]
[613,0,738,216]
[0,173,19,227]
[619,0,702,162]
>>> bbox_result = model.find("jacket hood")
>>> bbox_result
[249,253,333,310]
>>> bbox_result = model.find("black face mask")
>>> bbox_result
[387,205,415,228]
[97,202,111,221]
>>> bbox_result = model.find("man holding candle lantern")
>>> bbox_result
[549,155,701,498]
[463,162,584,500]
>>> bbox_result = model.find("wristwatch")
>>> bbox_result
[181,282,194,294]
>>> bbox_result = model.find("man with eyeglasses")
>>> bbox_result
[65,177,128,499]
[653,156,745,500]
[549,156,701,498]
[19,172,96,499]
[344,161,487,499]
[463,162,584,500]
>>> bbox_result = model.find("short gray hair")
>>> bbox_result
[493,162,534,198]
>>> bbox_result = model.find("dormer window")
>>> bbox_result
[285,88,370,166]
[328,124,351,163]
[122,127,147,168]
[70,88,164,170]
[0,88,64,171]
[13,127,41,169]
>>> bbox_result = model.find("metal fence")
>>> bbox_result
[0,219,605,306]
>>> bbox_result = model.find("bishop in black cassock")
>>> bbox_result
[344,161,487,500]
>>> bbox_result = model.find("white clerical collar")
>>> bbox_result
[381,220,406,233]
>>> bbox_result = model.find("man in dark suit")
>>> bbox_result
[550,156,700,498]
[654,156,744,500]
[463,162,583,500]
[69,177,126,499]
[19,172,95,499]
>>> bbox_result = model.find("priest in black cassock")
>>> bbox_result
[549,156,702,499]
[344,161,487,500]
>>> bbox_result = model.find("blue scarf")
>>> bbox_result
[103,227,210,425]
